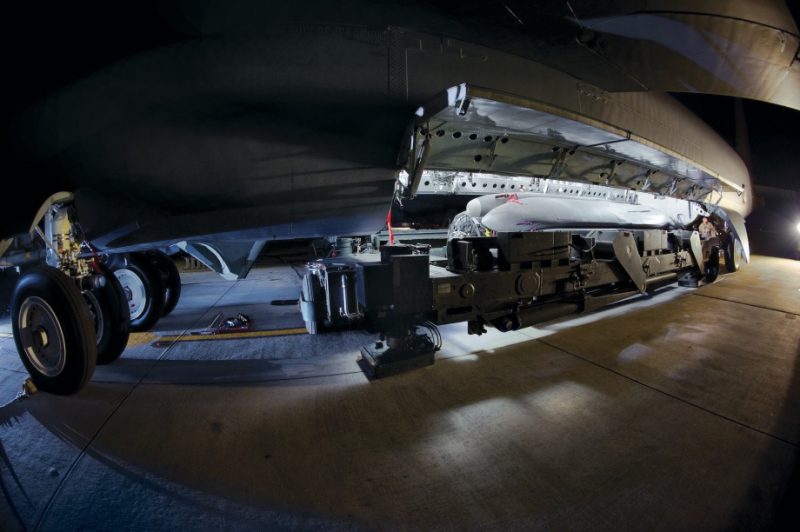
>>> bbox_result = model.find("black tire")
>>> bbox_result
[704,245,720,283]
[112,253,165,332]
[12,265,97,395]
[724,238,742,273]
[1,267,19,316]
[145,251,182,316]
[85,267,131,365]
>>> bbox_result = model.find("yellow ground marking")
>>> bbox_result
[127,332,158,347]
[2,327,309,346]
[153,327,308,346]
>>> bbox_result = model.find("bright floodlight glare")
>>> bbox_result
[796,221,800,233]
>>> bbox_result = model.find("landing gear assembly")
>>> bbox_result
[1,193,183,394]
[6,194,127,394]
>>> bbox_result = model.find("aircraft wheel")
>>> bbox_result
[112,253,165,332]
[724,238,743,273]
[704,245,720,283]
[12,265,96,395]
[85,267,130,365]
[145,251,182,316]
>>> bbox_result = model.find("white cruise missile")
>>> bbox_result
[468,187,706,232]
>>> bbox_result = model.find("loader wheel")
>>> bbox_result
[724,238,743,273]
[704,246,720,283]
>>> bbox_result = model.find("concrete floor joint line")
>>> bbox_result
[691,291,800,316]
[31,279,243,532]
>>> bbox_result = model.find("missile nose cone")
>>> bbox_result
[481,202,527,232]
[466,197,485,218]
[467,193,520,218]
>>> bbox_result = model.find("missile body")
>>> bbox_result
[467,188,705,232]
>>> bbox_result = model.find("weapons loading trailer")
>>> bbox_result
[300,226,713,379]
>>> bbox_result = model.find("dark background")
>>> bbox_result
[0,2,186,236]
[674,92,800,258]
[0,1,798,255]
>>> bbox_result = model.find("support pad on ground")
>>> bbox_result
[678,271,700,288]
[358,339,436,379]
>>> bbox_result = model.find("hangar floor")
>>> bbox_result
[0,256,798,530]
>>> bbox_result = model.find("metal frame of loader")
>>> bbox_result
[300,227,718,379]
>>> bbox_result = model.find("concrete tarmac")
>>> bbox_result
[0,256,798,530]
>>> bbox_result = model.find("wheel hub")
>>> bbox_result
[35,327,49,349]
[18,296,66,377]
[114,268,147,320]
